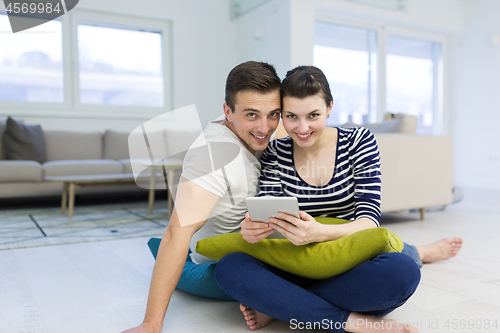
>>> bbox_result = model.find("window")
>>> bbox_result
[0,14,63,103]
[314,22,378,126]
[387,36,442,135]
[314,21,445,134]
[0,10,170,112]
[78,24,164,108]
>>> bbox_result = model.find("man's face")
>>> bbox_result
[224,89,281,154]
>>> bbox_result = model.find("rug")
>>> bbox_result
[0,201,169,250]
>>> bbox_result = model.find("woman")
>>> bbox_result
[215,66,461,333]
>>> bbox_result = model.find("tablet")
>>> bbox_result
[245,197,300,239]
[245,196,300,223]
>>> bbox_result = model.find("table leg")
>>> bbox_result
[61,182,68,214]
[68,183,76,219]
[167,169,174,219]
[148,171,156,215]
[419,208,425,220]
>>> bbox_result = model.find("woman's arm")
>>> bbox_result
[350,128,382,226]
[269,212,377,245]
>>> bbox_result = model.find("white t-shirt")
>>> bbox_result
[182,121,261,264]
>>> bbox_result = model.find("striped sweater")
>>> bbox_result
[258,127,382,226]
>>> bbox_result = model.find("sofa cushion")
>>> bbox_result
[341,115,418,134]
[103,130,130,160]
[44,131,102,161]
[197,217,403,280]
[128,130,168,160]
[0,119,5,160]
[164,130,200,159]
[120,159,133,174]
[3,117,46,163]
[0,160,43,182]
[43,159,123,177]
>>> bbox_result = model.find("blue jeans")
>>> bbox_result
[148,237,422,305]
[147,238,233,300]
[215,252,421,333]
[402,243,423,267]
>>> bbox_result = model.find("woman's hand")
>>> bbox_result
[270,211,325,246]
[240,212,274,244]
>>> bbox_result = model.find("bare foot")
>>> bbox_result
[415,237,463,263]
[346,313,419,333]
[239,304,275,330]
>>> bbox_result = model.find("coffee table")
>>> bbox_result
[145,159,183,216]
[45,173,150,219]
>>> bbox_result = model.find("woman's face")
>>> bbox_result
[282,94,332,149]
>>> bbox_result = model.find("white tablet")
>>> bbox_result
[245,196,300,223]
[245,197,300,239]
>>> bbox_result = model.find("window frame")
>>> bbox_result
[315,14,449,135]
[0,9,172,118]
[70,10,172,113]
[0,12,70,111]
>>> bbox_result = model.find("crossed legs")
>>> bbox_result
[215,252,421,333]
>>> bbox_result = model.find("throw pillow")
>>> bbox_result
[102,130,130,160]
[196,217,403,280]
[3,117,46,163]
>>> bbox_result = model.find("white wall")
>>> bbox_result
[234,0,291,79]
[451,0,500,190]
[234,0,466,81]
[314,0,465,33]
[1,0,236,132]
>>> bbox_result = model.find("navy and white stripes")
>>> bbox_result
[258,127,382,226]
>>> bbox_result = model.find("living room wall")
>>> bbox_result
[0,0,237,132]
[451,0,500,190]
[233,0,465,80]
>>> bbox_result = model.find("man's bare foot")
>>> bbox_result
[346,313,419,333]
[239,304,275,330]
[415,237,463,263]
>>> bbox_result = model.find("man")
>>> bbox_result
[122,61,282,333]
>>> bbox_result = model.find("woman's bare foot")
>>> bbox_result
[346,313,419,333]
[239,304,275,330]
[415,237,463,263]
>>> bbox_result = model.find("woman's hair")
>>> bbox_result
[281,66,333,106]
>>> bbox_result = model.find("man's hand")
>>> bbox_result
[240,212,274,243]
[121,322,159,333]
[269,211,324,245]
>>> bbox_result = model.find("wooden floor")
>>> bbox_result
[1,188,499,333]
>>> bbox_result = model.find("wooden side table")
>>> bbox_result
[145,159,183,218]
[45,173,150,219]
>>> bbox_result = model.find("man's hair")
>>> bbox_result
[225,61,281,112]
[281,66,333,106]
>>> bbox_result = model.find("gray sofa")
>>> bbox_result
[0,119,144,199]
[1,116,454,220]
[274,114,454,218]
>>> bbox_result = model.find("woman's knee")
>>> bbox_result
[214,252,252,282]
[379,252,421,295]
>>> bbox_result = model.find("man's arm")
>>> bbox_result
[122,176,222,333]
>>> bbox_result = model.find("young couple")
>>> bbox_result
[123,61,462,333]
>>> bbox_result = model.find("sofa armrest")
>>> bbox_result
[375,134,453,212]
